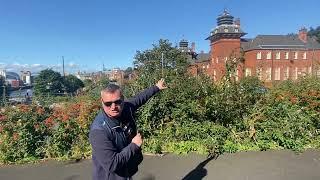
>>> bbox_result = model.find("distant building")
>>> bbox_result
[188,10,320,85]
[109,68,124,82]
[20,71,32,85]
[0,69,22,88]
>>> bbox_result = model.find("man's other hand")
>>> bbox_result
[132,133,143,147]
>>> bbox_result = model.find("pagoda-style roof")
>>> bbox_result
[206,10,246,42]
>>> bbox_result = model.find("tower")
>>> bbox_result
[206,10,246,80]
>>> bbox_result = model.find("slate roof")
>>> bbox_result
[187,52,210,65]
[241,35,320,51]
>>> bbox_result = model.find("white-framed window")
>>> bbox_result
[256,68,262,80]
[213,70,217,81]
[275,67,281,80]
[216,57,219,63]
[207,64,209,69]
[267,51,272,59]
[224,57,228,62]
[266,67,272,81]
[284,67,290,80]
[235,28,239,33]
[236,69,239,81]
[276,52,281,59]
[202,65,206,69]
[303,52,307,59]
[224,28,228,32]
[317,69,320,78]
[245,68,252,77]
[302,67,307,76]
[294,67,298,80]
[308,66,312,74]
[294,52,298,59]
[257,52,262,60]
[285,52,289,59]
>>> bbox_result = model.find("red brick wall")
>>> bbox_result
[188,37,320,84]
[209,38,242,81]
[188,61,211,77]
[244,49,320,82]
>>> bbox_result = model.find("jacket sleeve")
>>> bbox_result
[127,86,160,111]
[89,129,140,173]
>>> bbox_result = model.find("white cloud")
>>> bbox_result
[0,62,82,74]
[31,64,42,67]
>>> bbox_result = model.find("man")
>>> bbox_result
[89,79,167,180]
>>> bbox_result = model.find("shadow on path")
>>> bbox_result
[64,174,80,180]
[181,154,217,180]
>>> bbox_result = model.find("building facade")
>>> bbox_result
[190,10,320,84]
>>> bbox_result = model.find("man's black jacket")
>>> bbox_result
[89,86,160,180]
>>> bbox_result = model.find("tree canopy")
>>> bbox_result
[34,69,63,96]
[34,69,84,96]
[131,39,189,90]
[308,26,320,42]
[63,74,84,94]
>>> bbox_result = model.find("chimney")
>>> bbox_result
[298,27,307,43]
[191,42,196,52]
[234,18,240,27]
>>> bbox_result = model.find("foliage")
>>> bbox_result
[1,39,320,164]
[81,77,110,100]
[0,96,100,163]
[0,105,51,163]
[0,76,8,105]
[34,69,85,97]
[308,26,320,42]
[34,69,63,96]
[123,39,320,156]
[63,75,84,95]
[83,79,93,87]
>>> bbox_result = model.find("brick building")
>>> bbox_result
[190,10,320,84]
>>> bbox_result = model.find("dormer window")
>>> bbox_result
[234,28,239,33]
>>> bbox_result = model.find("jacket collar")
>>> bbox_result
[101,109,121,128]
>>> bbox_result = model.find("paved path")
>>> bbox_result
[0,150,320,180]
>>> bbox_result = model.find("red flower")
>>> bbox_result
[290,96,298,104]
[36,107,45,115]
[0,115,6,121]
[19,104,30,112]
[62,114,70,122]
[13,133,19,141]
[44,117,55,127]
[34,124,40,131]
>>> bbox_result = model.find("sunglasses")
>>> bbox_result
[102,99,123,107]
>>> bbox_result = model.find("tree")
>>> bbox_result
[124,67,133,74]
[34,69,63,96]
[0,76,7,105]
[63,75,84,95]
[132,39,189,89]
[83,79,93,87]
[308,26,320,42]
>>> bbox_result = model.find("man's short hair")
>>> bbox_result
[101,84,123,97]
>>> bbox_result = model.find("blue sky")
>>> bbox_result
[0,0,319,74]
